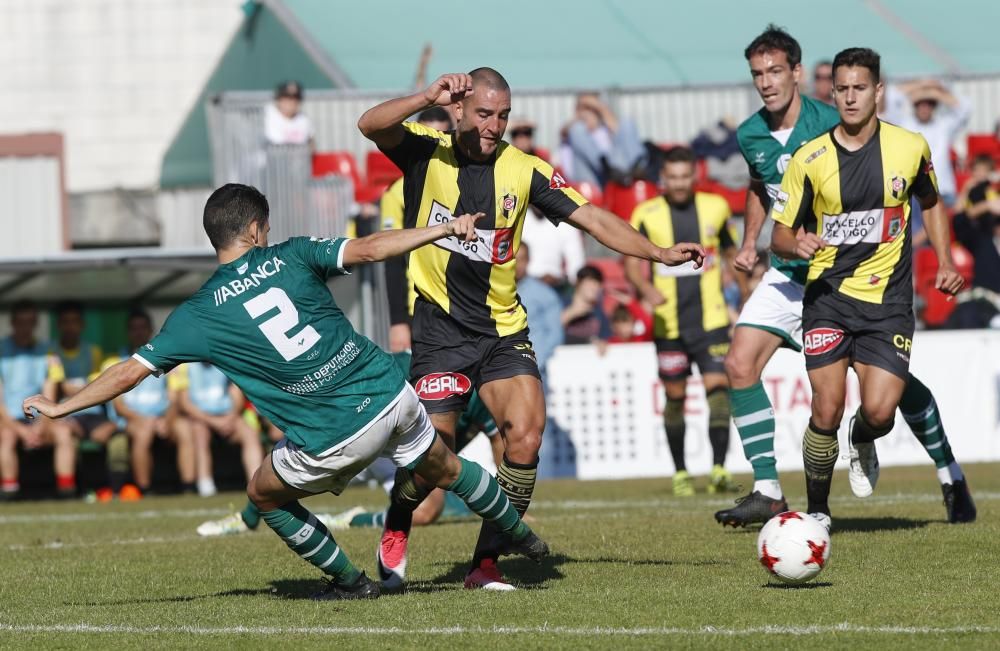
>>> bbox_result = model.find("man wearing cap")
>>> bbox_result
[265,80,314,149]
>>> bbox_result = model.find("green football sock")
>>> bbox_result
[349,511,386,528]
[730,382,778,481]
[261,501,361,586]
[240,500,261,530]
[900,375,957,470]
[447,457,530,542]
[471,455,537,566]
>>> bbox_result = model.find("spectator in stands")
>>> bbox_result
[178,362,263,497]
[509,120,547,160]
[0,301,77,499]
[562,265,612,345]
[514,243,564,384]
[264,81,314,149]
[382,106,454,352]
[607,302,653,343]
[54,301,116,453]
[950,157,1000,327]
[812,60,834,104]
[560,93,646,186]
[690,118,748,190]
[885,79,971,207]
[109,310,195,496]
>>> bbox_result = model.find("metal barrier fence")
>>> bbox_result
[210,73,1000,174]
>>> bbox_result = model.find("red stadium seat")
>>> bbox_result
[366,151,403,188]
[532,146,552,163]
[572,181,604,208]
[915,243,973,327]
[312,151,362,187]
[604,180,659,220]
[967,134,1000,166]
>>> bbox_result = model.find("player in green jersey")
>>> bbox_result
[715,25,974,528]
[23,183,549,600]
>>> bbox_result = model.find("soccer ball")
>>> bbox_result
[756,512,831,584]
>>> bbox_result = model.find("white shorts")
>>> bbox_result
[270,386,436,495]
[734,266,805,350]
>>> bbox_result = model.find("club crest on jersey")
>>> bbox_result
[414,373,472,401]
[889,175,907,200]
[501,192,518,218]
[549,171,567,190]
[804,328,845,356]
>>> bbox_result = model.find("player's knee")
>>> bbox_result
[503,421,543,464]
[724,349,755,386]
[811,397,844,431]
[861,404,895,430]
[52,425,74,446]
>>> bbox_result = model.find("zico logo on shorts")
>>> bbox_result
[804,328,845,356]
[414,372,472,401]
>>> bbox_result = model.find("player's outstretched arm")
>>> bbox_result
[342,213,484,265]
[22,358,152,420]
[358,73,473,150]
[568,204,705,268]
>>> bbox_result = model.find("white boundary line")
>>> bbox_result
[2,491,997,525]
[0,622,998,637]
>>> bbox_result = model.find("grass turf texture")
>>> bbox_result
[0,463,997,650]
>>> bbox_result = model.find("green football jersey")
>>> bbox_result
[736,94,840,285]
[133,236,406,456]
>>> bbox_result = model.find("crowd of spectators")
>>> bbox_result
[0,301,276,501]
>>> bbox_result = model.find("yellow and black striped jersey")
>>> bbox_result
[770,121,937,308]
[380,121,588,336]
[630,192,737,338]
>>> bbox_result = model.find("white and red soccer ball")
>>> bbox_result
[756,512,831,584]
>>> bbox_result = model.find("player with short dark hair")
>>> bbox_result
[769,47,965,530]
[625,146,741,496]
[359,67,705,590]
[23,182,549,600]
[715,28,975,528]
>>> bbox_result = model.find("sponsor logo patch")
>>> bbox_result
[414,372,472,401]
[657,351,689,376]
[804,146,827,164]
[803,328,845,356]
[893,334,912,352]
[869,274,881,286]
[549,171,567,189]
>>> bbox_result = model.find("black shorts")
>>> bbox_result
[72,413,113,439]
[655,327,730,382]
[410,299,540,413]
[802,292,914,380]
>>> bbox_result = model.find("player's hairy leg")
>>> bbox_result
[247,455,365,587]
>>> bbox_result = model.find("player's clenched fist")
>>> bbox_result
[658,242,706,268]
[733,246,759,273]
[424,74,474,107]
[444,212,485,242]
[794,231,827,260]
[935,264,964,295]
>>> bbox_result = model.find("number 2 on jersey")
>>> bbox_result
[243,287,321,361]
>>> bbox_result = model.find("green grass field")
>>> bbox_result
[0,463,997,650]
